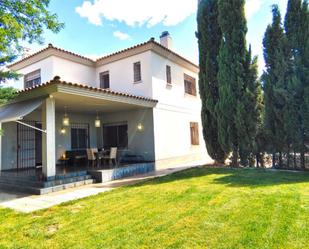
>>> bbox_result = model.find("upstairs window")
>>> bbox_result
[166,65,172,84]
[184,74,196,96]
[100,71,110,89]
[190,122,199,145]
[24,69,41,88]
[133,62,142,82]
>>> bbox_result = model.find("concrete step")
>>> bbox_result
[0,175,93,188]
[0,178,95,195]
[0,182,41,195]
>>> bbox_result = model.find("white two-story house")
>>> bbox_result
[0,32,211,193]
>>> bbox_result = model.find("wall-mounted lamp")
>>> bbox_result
[137,123,144,131]
[60,127,66,135]
[95,111,101,128]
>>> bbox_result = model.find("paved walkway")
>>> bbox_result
[0,162,204,213]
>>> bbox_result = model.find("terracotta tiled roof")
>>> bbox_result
[9,39,199,69]
[9,44,94,68]
[18,76,158,103]
[96,38,199,69]
[95,40,151,62]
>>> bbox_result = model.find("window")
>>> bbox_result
[133,62,142,82]
[24,69,41,88]
[71,123,89,149]
[99,71,110,89]
[166,65,172,84]
[103,123,128,149]
[184,74,197,96]
[190,122,199,145]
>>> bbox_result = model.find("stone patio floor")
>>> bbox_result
[0,162,205,213]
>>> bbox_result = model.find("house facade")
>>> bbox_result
[0,32,211,192]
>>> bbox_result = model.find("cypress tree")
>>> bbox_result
[196,0,227,164]
[262,5,289,167]
[284,0,309,169]
[216,0,248,167]
[238,46,263,167]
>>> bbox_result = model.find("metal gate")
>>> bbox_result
[17,121,42,170]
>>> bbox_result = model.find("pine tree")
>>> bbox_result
[196,0,227,164]
[216,0,248,167]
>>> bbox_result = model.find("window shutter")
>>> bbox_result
[24,69,41,88]
[190,122,199,145]
[184,74,197,96]
[166,65,172,84]
[133,62,141,82]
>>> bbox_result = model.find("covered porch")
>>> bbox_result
[0,78,157,192]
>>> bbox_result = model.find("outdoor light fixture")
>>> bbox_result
[95,111,101,128]
[60,127,66,135]
[62,106,70,126]
[137,123,144,131]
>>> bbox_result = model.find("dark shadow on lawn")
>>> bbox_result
[128,167,309,189]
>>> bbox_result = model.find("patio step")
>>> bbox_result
[0,175,95,195]
[0,175,93,188]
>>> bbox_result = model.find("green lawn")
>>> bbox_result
[0,167,309,249]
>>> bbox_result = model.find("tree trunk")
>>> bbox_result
[301,151,305,170]
[279,152,283,168]
[293,150,297,169]
[256,153,259,168]
[272,153,276,168]
[261,153,265,168]
[231,147,238,168]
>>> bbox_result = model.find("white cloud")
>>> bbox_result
[113,31,130,40]
[245,0,263,20]
[76,0,197,27]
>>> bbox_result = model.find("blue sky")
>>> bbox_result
[24,0,289,76]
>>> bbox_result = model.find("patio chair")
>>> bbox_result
[103,147,118,167]
[87,148,98,168]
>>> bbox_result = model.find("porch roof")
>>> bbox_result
[17,76,158,104]
[0,77,158,122]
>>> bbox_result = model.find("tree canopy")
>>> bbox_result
[0,0,64,83]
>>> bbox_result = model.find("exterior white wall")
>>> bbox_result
[150,51,211,165]
[13,56,96,89]
[52,57,96,86]
[95,51,153,97]
[13,57,54,89]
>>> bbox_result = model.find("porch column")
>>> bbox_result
[42,97,56,178]
[0,122,2,172]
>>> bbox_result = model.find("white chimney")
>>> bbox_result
[21,47,31,59]
[160,31,173,50]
